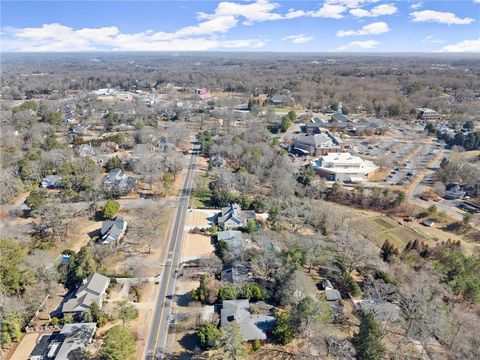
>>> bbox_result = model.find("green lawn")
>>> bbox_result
[190,173,212,208]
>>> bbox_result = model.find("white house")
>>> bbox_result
[310,152,378,183]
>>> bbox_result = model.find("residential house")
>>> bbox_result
[158,136,173,151]
[194,88,211,100]
[41,175,62,189]
[331,111,351,124]
[210,155,226,167]
[99,141,119,153]
[217,203,256,229]
[321,279,334,290]
[310,152,378,183]
[217,230,244,253]
[221,261,253,284]
[69,123,90,135]
[417,108,441,120]
[100,216,127,245]
[220,300,274,342]
[268,94,294,107]
[325,289,342,302]
[444,183,465,200]
[75,144,95,158]
[103,168,136,194]
[61,273,110,314]
[292,132,344,156]
[94,88,117,96]
[29,323,96,360]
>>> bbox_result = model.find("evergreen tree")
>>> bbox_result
[272,311,294,345]
[211,324,247,360]
[352,313,384,360]
[380,240,399,262]
[197,323,221,350]
[100,325,136,360]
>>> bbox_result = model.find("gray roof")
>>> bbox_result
[29,323,96,360]
[104,168,124,185]
[221,262,253,283]
[103,169,136,193]
[331,111,351,123]
[294,133,342,150]
[270,94,294,104]
[221,300,274,341]
[62,273,110,313]
[218,203,255,228]
[55,323,96,359]
[41,175,62,188]
[217,230,243,241]
[100,216,127,244]
[325,289,342,301]
[75,144,95,157]
[70,123,90,134]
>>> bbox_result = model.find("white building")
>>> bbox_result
[310,152,378,183]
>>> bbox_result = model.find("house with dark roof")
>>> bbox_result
[100,216,127,245]
[221,261,253,284]
[292,132,344,156]
[217,203,256,229]
[61,273,110,314]
[268,94,294,107]
[331,111,351,124]
[220,300,274,342]
[29,323,96,360]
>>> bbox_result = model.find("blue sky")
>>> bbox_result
[1,1,479,52]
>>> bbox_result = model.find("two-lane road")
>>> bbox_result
[144,140,200,359]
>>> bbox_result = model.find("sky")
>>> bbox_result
[1,0,479,52]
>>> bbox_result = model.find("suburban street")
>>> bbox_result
[144,139,200,360]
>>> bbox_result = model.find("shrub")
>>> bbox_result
[218,284,238,301]
[197,323,221,350]
[102,200,120,219]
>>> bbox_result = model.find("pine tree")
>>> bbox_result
[352,313,384,360]
[211,324,247,360]
[380,240,398,262]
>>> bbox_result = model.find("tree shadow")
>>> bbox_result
[88,228,101,239]
[441,221,462,233]
[177,291,192,307]
[178,332,200,353]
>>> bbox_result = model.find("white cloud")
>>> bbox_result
[337,22,389,37]
[338,40,381,50]
[410,2,423,10]
[1,22,268,52]
[422,35,445,43]
[282,34,313,43]
[411,10,475,25]
[310,4,347,19]
[439,38,480,52]
[197,0,305,25]
[310,1,397,20]
[350,4,397,17]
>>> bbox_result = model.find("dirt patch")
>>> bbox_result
[181,233,214,262]
[185,209,217,228]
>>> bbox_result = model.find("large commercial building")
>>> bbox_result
[310,152,378,183]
